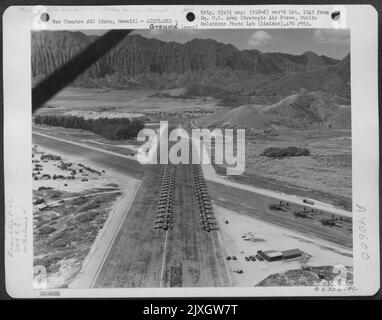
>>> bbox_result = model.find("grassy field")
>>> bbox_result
[39,87,221,115]
[212,128,352,210]
[43,87,155,109]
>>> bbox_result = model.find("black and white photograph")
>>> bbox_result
[31,28,354,289]
[2,4,379,298]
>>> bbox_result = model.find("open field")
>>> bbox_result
[41,87,155,110]
[39,87,221,115]
[36,87,222,130]
[62,110,144,119]
[198,126,351,210]
[242,128,351,210]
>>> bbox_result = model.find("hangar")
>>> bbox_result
[262,250,283,262]
[281,249,302,260]
[260,249,303,262]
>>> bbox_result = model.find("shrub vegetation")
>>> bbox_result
[261,146,310,159]
[34,115,144,140]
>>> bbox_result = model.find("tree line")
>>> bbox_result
[34,114,145,140]
[261,146,310,159]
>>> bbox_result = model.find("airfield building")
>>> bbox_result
[262,250,283,262]
[281,249,302,260]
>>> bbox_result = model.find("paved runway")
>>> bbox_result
[91,165,230,288]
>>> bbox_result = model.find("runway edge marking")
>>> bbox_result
[90,179,143,288]
[159,230,169,288]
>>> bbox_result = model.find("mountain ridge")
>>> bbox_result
[31,31,350,102]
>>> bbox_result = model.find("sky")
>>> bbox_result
[81,29,350,59]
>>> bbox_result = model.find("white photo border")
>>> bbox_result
[3,4,380,298]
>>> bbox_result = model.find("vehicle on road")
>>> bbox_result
[303,199,314,205]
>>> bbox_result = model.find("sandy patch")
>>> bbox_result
[33,143,140,288]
